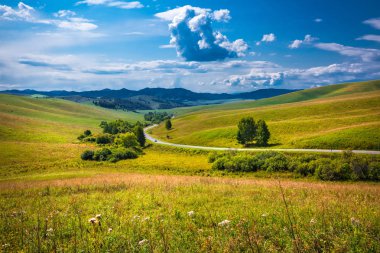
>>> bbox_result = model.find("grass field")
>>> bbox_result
[150,80,380,150]
[1,87,380,252]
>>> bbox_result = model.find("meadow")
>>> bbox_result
[150,80,380,150]
[1,85,380,252]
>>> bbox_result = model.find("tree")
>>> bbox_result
[115,133,138,148]
[237,117,256,145]
[256,120,270,146]
[134,125,146,147]
[165,119,172,130]
[84,130,92,136]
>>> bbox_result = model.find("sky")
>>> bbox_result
[0,0,380,93]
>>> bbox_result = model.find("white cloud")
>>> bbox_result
[54,10,76,18]
[76,0,143,9]
[56,18,98,31]
[159,44,176,49]
[315,42,380,62]
[256,33,276,46]
[0,2,35,21]
[289,40,303,49]
[363,17,380,30]
[357,34,380,43]
[314,18,323,23]
[289,34,317,49]
[0,3,98,31]
[155,5,248,61]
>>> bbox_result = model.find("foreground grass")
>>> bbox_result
[151,84,380,150]
[1,175,379,252]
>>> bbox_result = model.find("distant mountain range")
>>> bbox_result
[1,87,298,110]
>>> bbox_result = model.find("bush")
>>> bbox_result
[81,150,94,160]
[350,156,369,180]
[368,162,380,181]
[96,134,113,144]
[263,153,289,172]
[115,133,138,148]
[94,148,112,161]
[289,155,317,176]
[110,147,138,162]
[208,152,228,163]
[212,157,230,171]
[315,158,336,180]
[84,130,92,136]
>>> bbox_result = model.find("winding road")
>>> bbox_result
[144,125,380,155]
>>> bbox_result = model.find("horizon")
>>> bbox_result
[1,0,380,93]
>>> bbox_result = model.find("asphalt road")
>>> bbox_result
[144,125,380,155]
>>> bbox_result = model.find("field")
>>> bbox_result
[1,86,380,252]
[150,80,380,150]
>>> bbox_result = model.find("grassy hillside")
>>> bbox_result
[150,80,380,150]
[1,89,380,252]
[0,94,212,181]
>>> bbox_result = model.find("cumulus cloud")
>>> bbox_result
[225,71,284,88]
[256,33,276,46]
[155,5,248,61]
[289,34,317,49]
[315,42,380,62]
[76,0,143,9]
[0,2,35,22]
[222,61,380,90]
[357,34,380,43]
[363,17,380,30]
[0,3,97,31]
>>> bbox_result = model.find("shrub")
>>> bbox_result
[110,147,138,161]
[94,148,112,161]
[289,155,317,176]
[96,134,113,144]
[368,162,380,181]
[232,155,259,172]
[212,157,230,171]
[208,152,228,163]
[263,153,289,172]
[77,134,86,141]
[81,150,94,160]
[315,158,336,180]
[83,136,96,142]
[115,133,138,148]
[350,156,369,180]
[84,130,92,136]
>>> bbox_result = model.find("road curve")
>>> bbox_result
[144,125,380,155]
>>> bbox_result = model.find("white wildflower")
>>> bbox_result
[89,218,97,224]
[261,213,268,217]
[138,239,148,246]
[310,218,316,225]
[96,214,102,220]
[218,220,231,227]
[2,244,10,249]
[132,215,140,220]
[108,228,113,233]
[351,217,360,226]
[187,211,195,217]
[143,217,150,221]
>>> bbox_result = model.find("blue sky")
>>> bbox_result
[0,0,380,92]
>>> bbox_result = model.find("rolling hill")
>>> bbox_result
[0,87,297,110]
[150,80,380,150]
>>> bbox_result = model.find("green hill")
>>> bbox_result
[150,80,380,150]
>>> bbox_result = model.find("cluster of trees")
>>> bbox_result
[237,117,270,146]
[144,112,172,124]
[209,151,380,181]
[80,120,146,163]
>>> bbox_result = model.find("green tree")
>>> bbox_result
[134,125,146,147]
[165,119,172,130]
[237,117,256,145]
[115,133,138,148]
[256,120,270,146]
